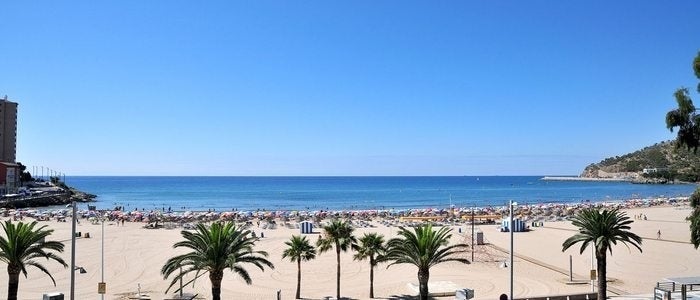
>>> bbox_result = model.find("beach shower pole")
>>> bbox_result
[509,199,515,300]
[70,201,76,300]
[569,255,573,282]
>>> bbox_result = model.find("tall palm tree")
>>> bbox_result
[666,51,700,248]
[161,222,274,300]
[352,233,386,299]
[317,219,356,300]
[0,220,67,300]
[282,235,317,299]
[666,87,700,153]
[562,208,642,300]
[385,225,469,300]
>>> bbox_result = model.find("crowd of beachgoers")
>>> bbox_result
[3,196,690,227]
[2,196,697,299]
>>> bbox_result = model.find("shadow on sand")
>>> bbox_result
[385,295,440,300]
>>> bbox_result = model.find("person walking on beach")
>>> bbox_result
[657,230,661,239]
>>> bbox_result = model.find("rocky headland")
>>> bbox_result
[578,140,700,184]
[0,181,96,209]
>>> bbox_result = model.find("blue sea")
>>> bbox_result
[63,176,698,211]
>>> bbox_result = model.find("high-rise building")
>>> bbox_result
[0,96,17,163]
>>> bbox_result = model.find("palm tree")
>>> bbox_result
[161,221,274,300]
[282,235,317,299]
[385,224,469,300]
[352,233,386,299]
[666,87,700,153]
[317,219,357,300]
[666,51,700,248]
[562,208,642,300]
[0,220,67,300]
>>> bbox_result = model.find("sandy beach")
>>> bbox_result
[0,204,697,300]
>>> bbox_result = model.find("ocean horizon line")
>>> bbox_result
[63,175,577,178]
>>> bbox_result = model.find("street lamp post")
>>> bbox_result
[101,219,105,300]
[509,199,517,300]
[471,207,475,262]
[70,201,76,300]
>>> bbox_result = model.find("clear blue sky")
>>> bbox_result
[2,1,700,176]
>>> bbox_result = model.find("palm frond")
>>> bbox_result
[562,208,643,256]
[385,224,469,270]
[161,221,274,296]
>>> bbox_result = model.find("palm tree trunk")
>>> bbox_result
[7,268,20,300]
[336,246,341,300]
[418,268,430,300]
[296,259,302,299]
[369,264,375,299]
[210,270,224,300]
[597,252,607,300]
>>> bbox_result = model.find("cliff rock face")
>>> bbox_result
[581,141,700,182]
[580,165,599,178]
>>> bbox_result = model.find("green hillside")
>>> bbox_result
[581,141,700,182]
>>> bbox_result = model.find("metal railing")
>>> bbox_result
[657,282,700,292]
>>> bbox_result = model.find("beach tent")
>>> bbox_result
[501,217,526,232]
[300,221,313,234]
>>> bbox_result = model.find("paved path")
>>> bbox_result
[486,243,629,296]
[541,225,692,245]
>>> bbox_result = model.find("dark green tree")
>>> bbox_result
[317,219,357,300]
[0,220,67,300]
[666,87,700,152]
[385,225,470,300]
[562,209,642,300]
[666,51,700,248]
[689,190,700,247]
[352,232,386,298]
[15,163,32,184]
[161,222,274,300]
[282,235,317,299]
